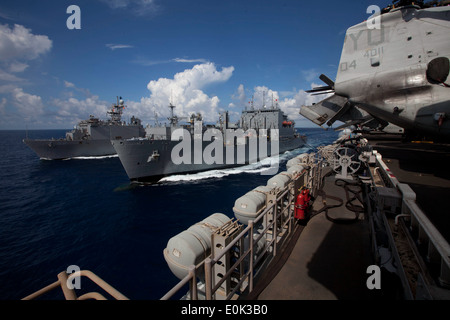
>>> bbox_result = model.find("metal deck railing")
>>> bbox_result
[22,269,129,300]
[161,157,323,300]
[371,151,450,298]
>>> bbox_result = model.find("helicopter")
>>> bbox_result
[300,0,450,140]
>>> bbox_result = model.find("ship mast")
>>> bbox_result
[168,103,179,126]
[108,96,125,123]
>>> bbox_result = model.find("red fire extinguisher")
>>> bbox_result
[295,188,311,220]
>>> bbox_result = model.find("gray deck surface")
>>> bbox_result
[254,134,450,300]
[364,134,450,242]
[257,175,374,300]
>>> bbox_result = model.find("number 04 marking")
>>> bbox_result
[340,60,357,72]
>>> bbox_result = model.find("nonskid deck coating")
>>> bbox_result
[257,175,374,300]
[363,133,450,243]
[254,134,450,300]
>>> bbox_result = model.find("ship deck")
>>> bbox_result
[248,133,450,300]
[362,133,450,243]
[252,173,378,300]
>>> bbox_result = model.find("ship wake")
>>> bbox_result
[55,154,119,160]
[159,146,311,184]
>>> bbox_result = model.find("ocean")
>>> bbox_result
[0,128,339,300]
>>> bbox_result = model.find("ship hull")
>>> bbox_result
[23,139,116,160]
[112,136,306,183]
[23,121,146,160]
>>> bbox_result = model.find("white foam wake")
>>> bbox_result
[159,146,311,184]
[69,154,119,160]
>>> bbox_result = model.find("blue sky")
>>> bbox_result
[0,0,387,129]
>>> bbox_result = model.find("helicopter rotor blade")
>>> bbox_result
[319,74,335,88]
[306,85,333,93]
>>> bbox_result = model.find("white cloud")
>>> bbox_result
[233,84,331,125]
[301,68,320,82]
[64,80,75,88]
[231,84,247,108]
[99,0,159,16]
[131,57,170,66]
[279,88,332,123]
[9,61,28,73]
[253,86,280,108]
[0,69,23,82]
[11,87,44,121]
[128,62,234,123]
[51,95,109,124]
[0,80,111,129]
[0,24,52,62]
[173,58,208,64]
[0,97,6,115]
[132,57,210,66]
[106,43,134,50]
[0,23,52,93]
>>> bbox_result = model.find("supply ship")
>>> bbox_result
[111,102,306,183]
[23,97,145,160]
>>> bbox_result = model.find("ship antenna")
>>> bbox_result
[168,102,177,126]
[154,110,160,126]
[263,91,265,109]
[169,103,174,118]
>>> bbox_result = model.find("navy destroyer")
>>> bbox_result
[23,97,146,160]
[112,102,306,183]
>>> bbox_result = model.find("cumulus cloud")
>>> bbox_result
[127,62,234,123]
[0,80,110,129]
[232,84,330,125]
[0,24,52,62]
[8,62,28,73]
[0,23,52,92]
[10,87,44,122]
[51,95,110,123]
[0,69,23,82]
[231,84,247,108]
[0,23,115,129]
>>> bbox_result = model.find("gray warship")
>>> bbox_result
[112,102,306,183]
[23,97,146,160]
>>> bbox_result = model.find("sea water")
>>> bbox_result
[0,128,339,299]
